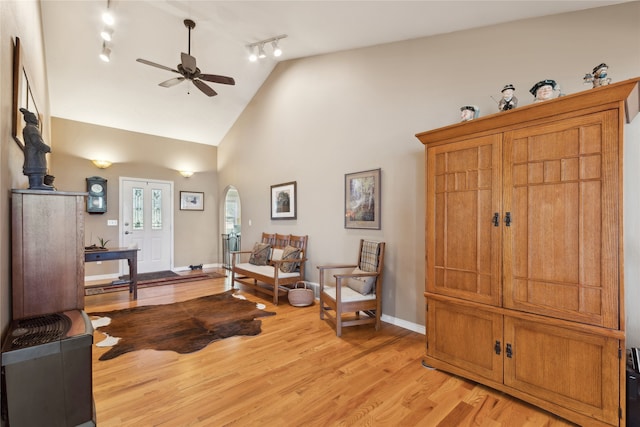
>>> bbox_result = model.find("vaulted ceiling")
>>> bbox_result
[41,1,628,146]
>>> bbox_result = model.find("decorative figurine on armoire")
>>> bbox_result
[497,84,518,111]
[529,79,558,103]
[20,107,53,191]
[583,63,612,88]
[460,105,479,122]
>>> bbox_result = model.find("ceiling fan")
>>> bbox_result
[136,19,235,97]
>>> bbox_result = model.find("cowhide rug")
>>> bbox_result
[89,290,275,360]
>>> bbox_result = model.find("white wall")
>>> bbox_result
[219,2,640,337]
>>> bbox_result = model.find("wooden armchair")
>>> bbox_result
[317,240,385,336]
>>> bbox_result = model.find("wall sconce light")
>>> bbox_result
[179,171,194,178]
[247,35,287,62]
[92,159,112,169]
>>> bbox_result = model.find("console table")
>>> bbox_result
[84,247,139,299]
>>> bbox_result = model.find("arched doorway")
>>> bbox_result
[222,186,241,269]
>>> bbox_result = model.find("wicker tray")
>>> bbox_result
[288,281,314,307]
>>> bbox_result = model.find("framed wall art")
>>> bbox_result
[345,168,381,229]
[271,181,297,220]
[12,37,41,149]
[180,191,204,211]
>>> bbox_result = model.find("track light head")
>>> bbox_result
[100,45,111,62]
[258,43,267,59]
[272,40,282,57]
[100,27,114,42]
[102,11,114,26]
[248,46,258,62]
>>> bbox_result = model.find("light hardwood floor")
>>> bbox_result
[85,270,576,426]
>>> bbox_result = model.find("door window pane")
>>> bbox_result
[152,189,162,230]
[133,187,143,230]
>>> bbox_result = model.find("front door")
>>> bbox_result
[120,177,173,274]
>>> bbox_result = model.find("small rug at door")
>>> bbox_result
[85,271,226,296]
[89,290,275,360]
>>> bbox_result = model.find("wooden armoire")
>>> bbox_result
[416,77,639,426]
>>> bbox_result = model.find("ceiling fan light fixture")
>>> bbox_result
[100,27,114,42]
[100,45,111,62]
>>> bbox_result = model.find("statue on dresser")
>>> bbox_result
[529,79,558,103]
[460,105,479,122]
[498,84,518,111]
[20,108,53,191]
[583,63,612,88]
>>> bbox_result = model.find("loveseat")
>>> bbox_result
[231,233,308,305]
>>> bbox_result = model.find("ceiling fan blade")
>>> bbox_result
[159,77,185,88]
[136,58,179,74]
[193,79,217,97]
[181,53,197,74]
[199,74,236,85]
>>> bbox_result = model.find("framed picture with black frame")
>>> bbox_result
[180,191,204,211]
[270,181,297,220]
[345,168,381,229]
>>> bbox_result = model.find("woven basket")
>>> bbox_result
[288,281,314,307]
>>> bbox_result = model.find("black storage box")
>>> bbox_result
[1,310,95,427]
[628,367,640,426]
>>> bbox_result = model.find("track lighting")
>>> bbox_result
[100,44,111,62]
[246,35,287,62]
[100,1,114,62]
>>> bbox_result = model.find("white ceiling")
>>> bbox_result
[41,1,627,146]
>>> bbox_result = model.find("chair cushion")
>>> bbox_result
[279,245,301,273]
[235,263,300,279]
[249,242,271,266]
[323,285,376,303]
[346,268,375,294]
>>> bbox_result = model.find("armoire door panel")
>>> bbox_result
[427,299,503,383]
[504,317,620,426]
[503,111,619,329]
[427,135,502,306]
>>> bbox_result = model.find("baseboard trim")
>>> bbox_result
[307,281,425,335]
[381,314,425,335]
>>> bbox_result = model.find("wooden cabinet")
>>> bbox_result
[12,190,87,319]
[417,78,640,427]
